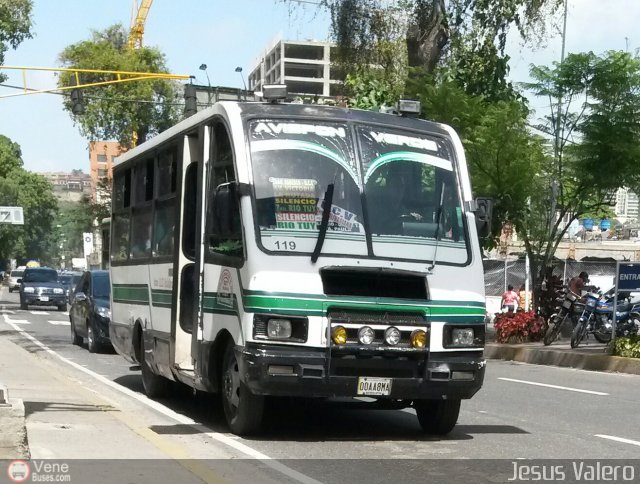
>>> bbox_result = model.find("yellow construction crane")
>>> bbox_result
[128,0,154,50]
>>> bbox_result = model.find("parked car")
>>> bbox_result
[19,267,67,311]
[8,267,26,292]
[69,270,111,353]
[59,271,83,303]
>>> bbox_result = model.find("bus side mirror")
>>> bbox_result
[474,197,493,238]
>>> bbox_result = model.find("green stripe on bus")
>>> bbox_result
[112,285,149,304]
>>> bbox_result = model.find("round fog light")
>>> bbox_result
[384,326,401,346]
[410,329,427,348]
[358,326,375,345]
[332,326,347,345]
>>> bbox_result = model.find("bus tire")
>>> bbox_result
[221,342,264,435]
[415,398,461,435]
[140,336,170,398]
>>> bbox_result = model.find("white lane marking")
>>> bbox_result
[0,309,15,314]
[62,312,69,316]
[0,313,321,484]
[498,377,609,396]
[3,315,30,324]
[48,320,70,326]
[595,435,640,447]
[30,311,49,315]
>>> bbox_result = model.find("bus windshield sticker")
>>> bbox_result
[271,177,319,231]
[369,131,438,152]
[317,200,364,233]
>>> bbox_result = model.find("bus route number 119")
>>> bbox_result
[274,240,297,251]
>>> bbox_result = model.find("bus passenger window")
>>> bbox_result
[153,202,175,256]
[113,169,131,210]
[131,209,152,258]
[157,150,177,196]
[135,159,154,204]
[111,213,130,261]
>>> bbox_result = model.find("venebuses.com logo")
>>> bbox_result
[7,460,30,483]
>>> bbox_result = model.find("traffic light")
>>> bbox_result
[70,88,85,115]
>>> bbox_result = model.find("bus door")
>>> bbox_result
[173,131,205,370]
[196,120,245,358]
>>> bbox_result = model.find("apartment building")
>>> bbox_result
[41,171,92,202]
[248,39,342,98]
[89,141,121,201]
[615,187,639,224]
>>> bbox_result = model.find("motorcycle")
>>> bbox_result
[543,289,579,346]
[571,291,640,348]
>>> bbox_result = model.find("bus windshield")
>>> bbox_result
[249,119,468,263]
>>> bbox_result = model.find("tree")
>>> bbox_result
[57,24,180,149]
[291,0,563,99]
[519,51,640,303]
[0,0,34,82]
[0,136,58,264]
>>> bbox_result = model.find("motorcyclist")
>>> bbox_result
[568,271,589,296]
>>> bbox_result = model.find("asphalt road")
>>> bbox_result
[2,287,640,483]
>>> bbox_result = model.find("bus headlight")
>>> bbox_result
[452,328,474,346]
[332,326,347,345]
[267,319,292,339]
[357,326,375,345]
[384,327,401,346]
[410,330,427,348]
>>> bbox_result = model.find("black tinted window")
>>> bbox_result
[24,269,58,283]
[92,275,110,298]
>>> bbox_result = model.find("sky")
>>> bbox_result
[0,0,639,174]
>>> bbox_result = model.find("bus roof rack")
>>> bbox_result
[262,84,288,103]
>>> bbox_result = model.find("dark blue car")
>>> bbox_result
[69,270,111,353]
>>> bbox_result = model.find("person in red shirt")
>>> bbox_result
[501,284,519,313]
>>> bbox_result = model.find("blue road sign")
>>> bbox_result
[617,263,640,291]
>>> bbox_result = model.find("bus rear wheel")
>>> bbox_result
[140,336,170,398]
[221,342,264,435]
[415,398,461,435]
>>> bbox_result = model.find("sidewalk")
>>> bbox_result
[485,324,640,375]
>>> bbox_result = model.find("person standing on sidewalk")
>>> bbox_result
[501,284,519,313]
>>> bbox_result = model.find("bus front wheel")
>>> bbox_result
[415,398,461,435]
[221,342,264,435]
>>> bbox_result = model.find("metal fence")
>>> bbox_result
[484,259,618,297]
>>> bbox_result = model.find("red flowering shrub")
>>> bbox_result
[493,311,545,343]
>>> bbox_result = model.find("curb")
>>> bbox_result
[485,343,640,375]
[0,396,30,459]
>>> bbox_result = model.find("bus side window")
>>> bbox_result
[208,122,243,260]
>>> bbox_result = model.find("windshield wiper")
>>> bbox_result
[311,183,335,263]
[427,181,446,273]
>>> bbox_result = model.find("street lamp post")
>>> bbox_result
[235,66,247,100]
[199,63,212,106]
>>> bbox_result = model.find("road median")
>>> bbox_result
[486,341,640,375]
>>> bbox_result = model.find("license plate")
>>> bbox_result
[357,377,392,396]
[562,300,572,309]
[40,296,49,302]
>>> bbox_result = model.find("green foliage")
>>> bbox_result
[613,335,640,359]
[344,71,400,110]
[57,24,180,148]
[521,51,640,296]
[0,135,58,264]
[0,0,33,82]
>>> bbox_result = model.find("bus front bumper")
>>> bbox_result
[238,344,485,400]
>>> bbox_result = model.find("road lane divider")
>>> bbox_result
[498,377,609,396]
[595,434,640,447]
[30,311,49,315]
[48,320,70,326]
[0,307,322,484]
